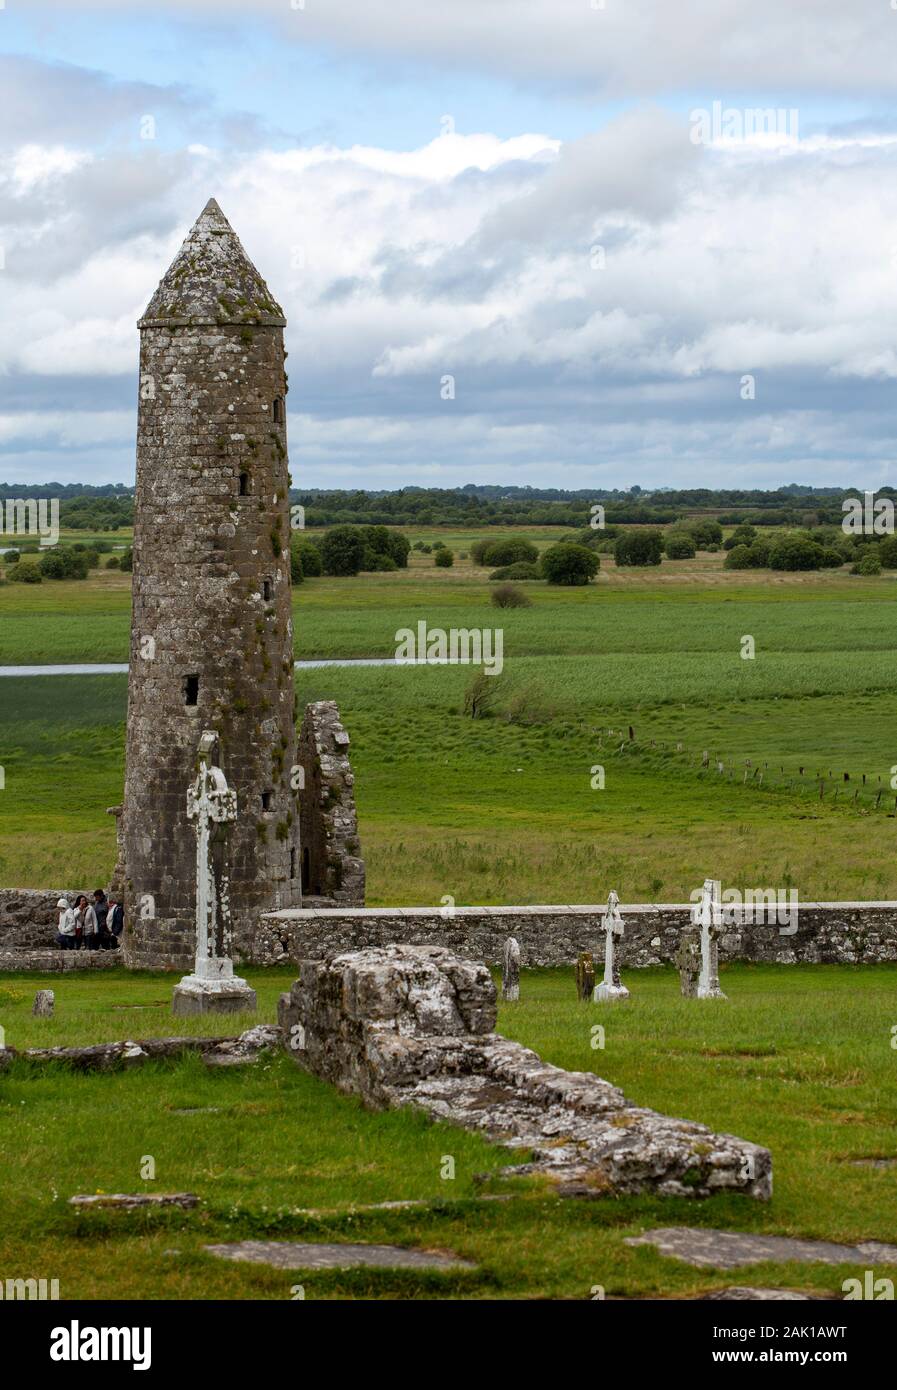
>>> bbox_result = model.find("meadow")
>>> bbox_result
[1,964,894,1300]
[2,536,897,900]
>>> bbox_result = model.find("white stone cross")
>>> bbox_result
[594,890,630,1001]
[187,729,238,979]
[691,878,727,999]
[173,730,256,1015]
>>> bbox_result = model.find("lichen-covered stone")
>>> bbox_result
[279,944,771,1200]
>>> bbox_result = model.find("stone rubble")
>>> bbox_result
[278,944,771,1200]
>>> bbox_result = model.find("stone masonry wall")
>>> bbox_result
[279,945,771,1199]
[297,700,364,906]
[258,902,897,968]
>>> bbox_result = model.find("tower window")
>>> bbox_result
[238,472,250,496]
[272,397,285,425]
[262,578,272,601]
[302,846,310,892]
[261,789,273,812]
[184,674,199,706]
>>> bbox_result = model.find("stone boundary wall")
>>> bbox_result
[259,902,897,968]
[0,950,120,973]
[0,890,79,950]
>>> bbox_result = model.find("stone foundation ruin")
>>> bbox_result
[278,944,772,1200]
[297,700,365,907]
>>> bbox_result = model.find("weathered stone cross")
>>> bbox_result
[692,878,727,1000]
[172,730,257,1016]
[594,889,630,1001]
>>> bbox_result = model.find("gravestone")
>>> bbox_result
[575,952,595,1000]
[594,891,629,1001]
[31,989,54,1017]
[501,937,520,1001]
[172,731,257,1016]
[675,928,702,997]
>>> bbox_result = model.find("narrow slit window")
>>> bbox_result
[184,675,199,706]
[272,397,285,425]
[238,472,250,496]
[262,578,272,602]
[261,789,273,812]
[302,846,310,892]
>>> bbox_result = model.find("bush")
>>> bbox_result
[664,531,696,559]
[434,547,454,567]
[819,548,844,569]
[119,548,133,572]
[854,552,882,576]
[491,583,532,608]
[684,519,724,549]
[768,538,825,571]
[3,549,20,565]
[320,525,365,576]
[541,543,599,586]
[105,555,121,569]
[385,531,411,568]
[482,537,539,568]
[290,547,304,584]
[489,561,541,581]
[38,548,89,580]
[469,538,492,565]
[7,559,42,583]
[879,536,897,569]
[412,540,425,551]
[723,524,757,551]
[614,530,663,567]
[293,539,322,577]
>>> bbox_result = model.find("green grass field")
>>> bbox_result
[2,537,897,899]
[1,964,894,1300]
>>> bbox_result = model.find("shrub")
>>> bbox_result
[105,555,121,569]
[293,539,322,577]
[489,561,541,581]
[854,552,882,576]
[482,537,539,568]
[664,531,696,559]
[385,532,411,568]
[7,559,42,583]
[463,670,505,718]
[684,519,724,549]
[541,543,599,586]
[819,548,844,569]
[119,548,133,572]
[367,552,398,571]
[38,548,89,580]
[469,538,492,565]
[879,536,897,568]
[614,530,663,567]
[768,538,825,571]
[412,540,425,551]
[723,524,757,551]
[320,525,365,576]
[491,583,532,608]
[3,549,20,565]
[434,547,454,567]
[290,547,304,584]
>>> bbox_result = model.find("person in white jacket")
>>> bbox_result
[56,897,77,950]
[75,894,99,951]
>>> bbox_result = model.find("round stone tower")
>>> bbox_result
[121,198,301,969]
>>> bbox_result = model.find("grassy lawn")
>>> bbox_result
[2,542,897,897]
[1,964,894,1300]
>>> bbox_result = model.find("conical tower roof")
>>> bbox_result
[139,198,285,328]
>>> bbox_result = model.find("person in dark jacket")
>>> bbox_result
[93,889,113,948]
[107,897,124,947]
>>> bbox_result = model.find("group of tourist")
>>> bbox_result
[55,890,124,950]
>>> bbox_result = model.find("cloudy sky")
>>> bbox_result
[2,1,897,491]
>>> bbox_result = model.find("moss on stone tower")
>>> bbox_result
[122,198,301,969]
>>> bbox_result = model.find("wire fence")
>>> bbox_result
[594,726,897,817]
